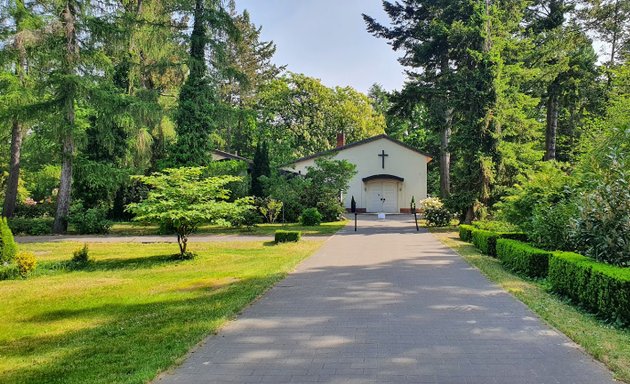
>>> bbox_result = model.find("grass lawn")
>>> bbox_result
[0,240,325,384]
[431,228,630,384]
[107,220,347,237]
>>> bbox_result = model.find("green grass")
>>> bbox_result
[107,220,347,237]
[431,229,630,384]
[0,240,324,384]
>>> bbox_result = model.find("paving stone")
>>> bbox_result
[156,216,617,384]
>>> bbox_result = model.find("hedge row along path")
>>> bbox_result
[156,216,615,384]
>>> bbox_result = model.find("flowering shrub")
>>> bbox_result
[420,198,452,227]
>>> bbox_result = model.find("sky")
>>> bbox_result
[233,0,406,94]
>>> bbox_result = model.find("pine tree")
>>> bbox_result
[364,2,455,198]
[0,0,42,217]
[251,141,270,197]
[172,0,219,166]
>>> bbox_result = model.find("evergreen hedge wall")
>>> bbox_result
[496,239,551,278]
[549,252,630,325]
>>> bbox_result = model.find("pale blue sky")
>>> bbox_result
[234,0,406,94]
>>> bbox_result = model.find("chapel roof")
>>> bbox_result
[286,134,433,166]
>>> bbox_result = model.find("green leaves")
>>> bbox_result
[127,167,254,242]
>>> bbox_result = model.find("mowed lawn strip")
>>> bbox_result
[107,220,347,237]
[0,240,324,384]
[431,229,630,384]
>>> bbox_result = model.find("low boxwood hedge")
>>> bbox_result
[459,224,475,242]
[471,229,529,257]
[274,230,301,243]
[496,239,551,278]
[549,252,630,325]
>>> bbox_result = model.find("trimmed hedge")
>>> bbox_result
[7,217,54,235]
[459,224,475,242]
[549,252,630,325]
[496,239,551,278]
[471,228,528,257]
[274,230,301,243]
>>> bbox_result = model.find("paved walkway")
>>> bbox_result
[156,216,616,384]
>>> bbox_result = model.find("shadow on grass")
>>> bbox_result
[37,254,186,275]
[2,274,283,384]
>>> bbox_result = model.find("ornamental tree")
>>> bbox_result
[127,167,254,258]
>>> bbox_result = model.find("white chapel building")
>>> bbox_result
[283,134,432,213]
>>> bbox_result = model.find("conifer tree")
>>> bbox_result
[172,0,218,166]
[251,141,270,197]
[0,0,41,217]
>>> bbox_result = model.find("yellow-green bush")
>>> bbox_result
[15,251,37,277]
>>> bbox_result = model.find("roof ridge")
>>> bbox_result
[283,134,432,166]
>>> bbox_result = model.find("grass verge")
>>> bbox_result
[107,220,347,237]
[430,229,630,383]
[0,240,324,384]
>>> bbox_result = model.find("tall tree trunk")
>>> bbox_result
[544,90,559,161]
[440,108,452,198]
[54,134,74,233]
[4,0,28,218]
[3,120,24,218]
[610,0,619,67]
[439,56,452,199]
[53,0,78,233]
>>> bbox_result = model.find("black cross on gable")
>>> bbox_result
[378,150,389,169]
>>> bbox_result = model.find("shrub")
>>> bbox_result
[13,200,57,218]
[471,229,497,256]
[257,197,283,224]
[573,170,630,267]
[274,230,301,243]
[8,217,53,235]
[67,202,112,234]
[459,224,475,242]
[424,207,452,227]
[15,251,37,277]
[300,208,322,226]
[231,208,263,229]
[261,173,308,223]
[496,239,551,278]
[0,264,19,281]
[529,201,577,251]
[72,244,90,263]
[549,252,630,325]
[472,220,520,232]
[420,197,452,227]
[471,229,528,257]
[0,217,18,264]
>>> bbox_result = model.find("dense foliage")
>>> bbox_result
[0,0,627,270]
[127,167,254,257]
[0,217,17,264]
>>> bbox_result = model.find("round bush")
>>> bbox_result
[15,251,37,277]
[300,208,322,226]
[424,207,452,227]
